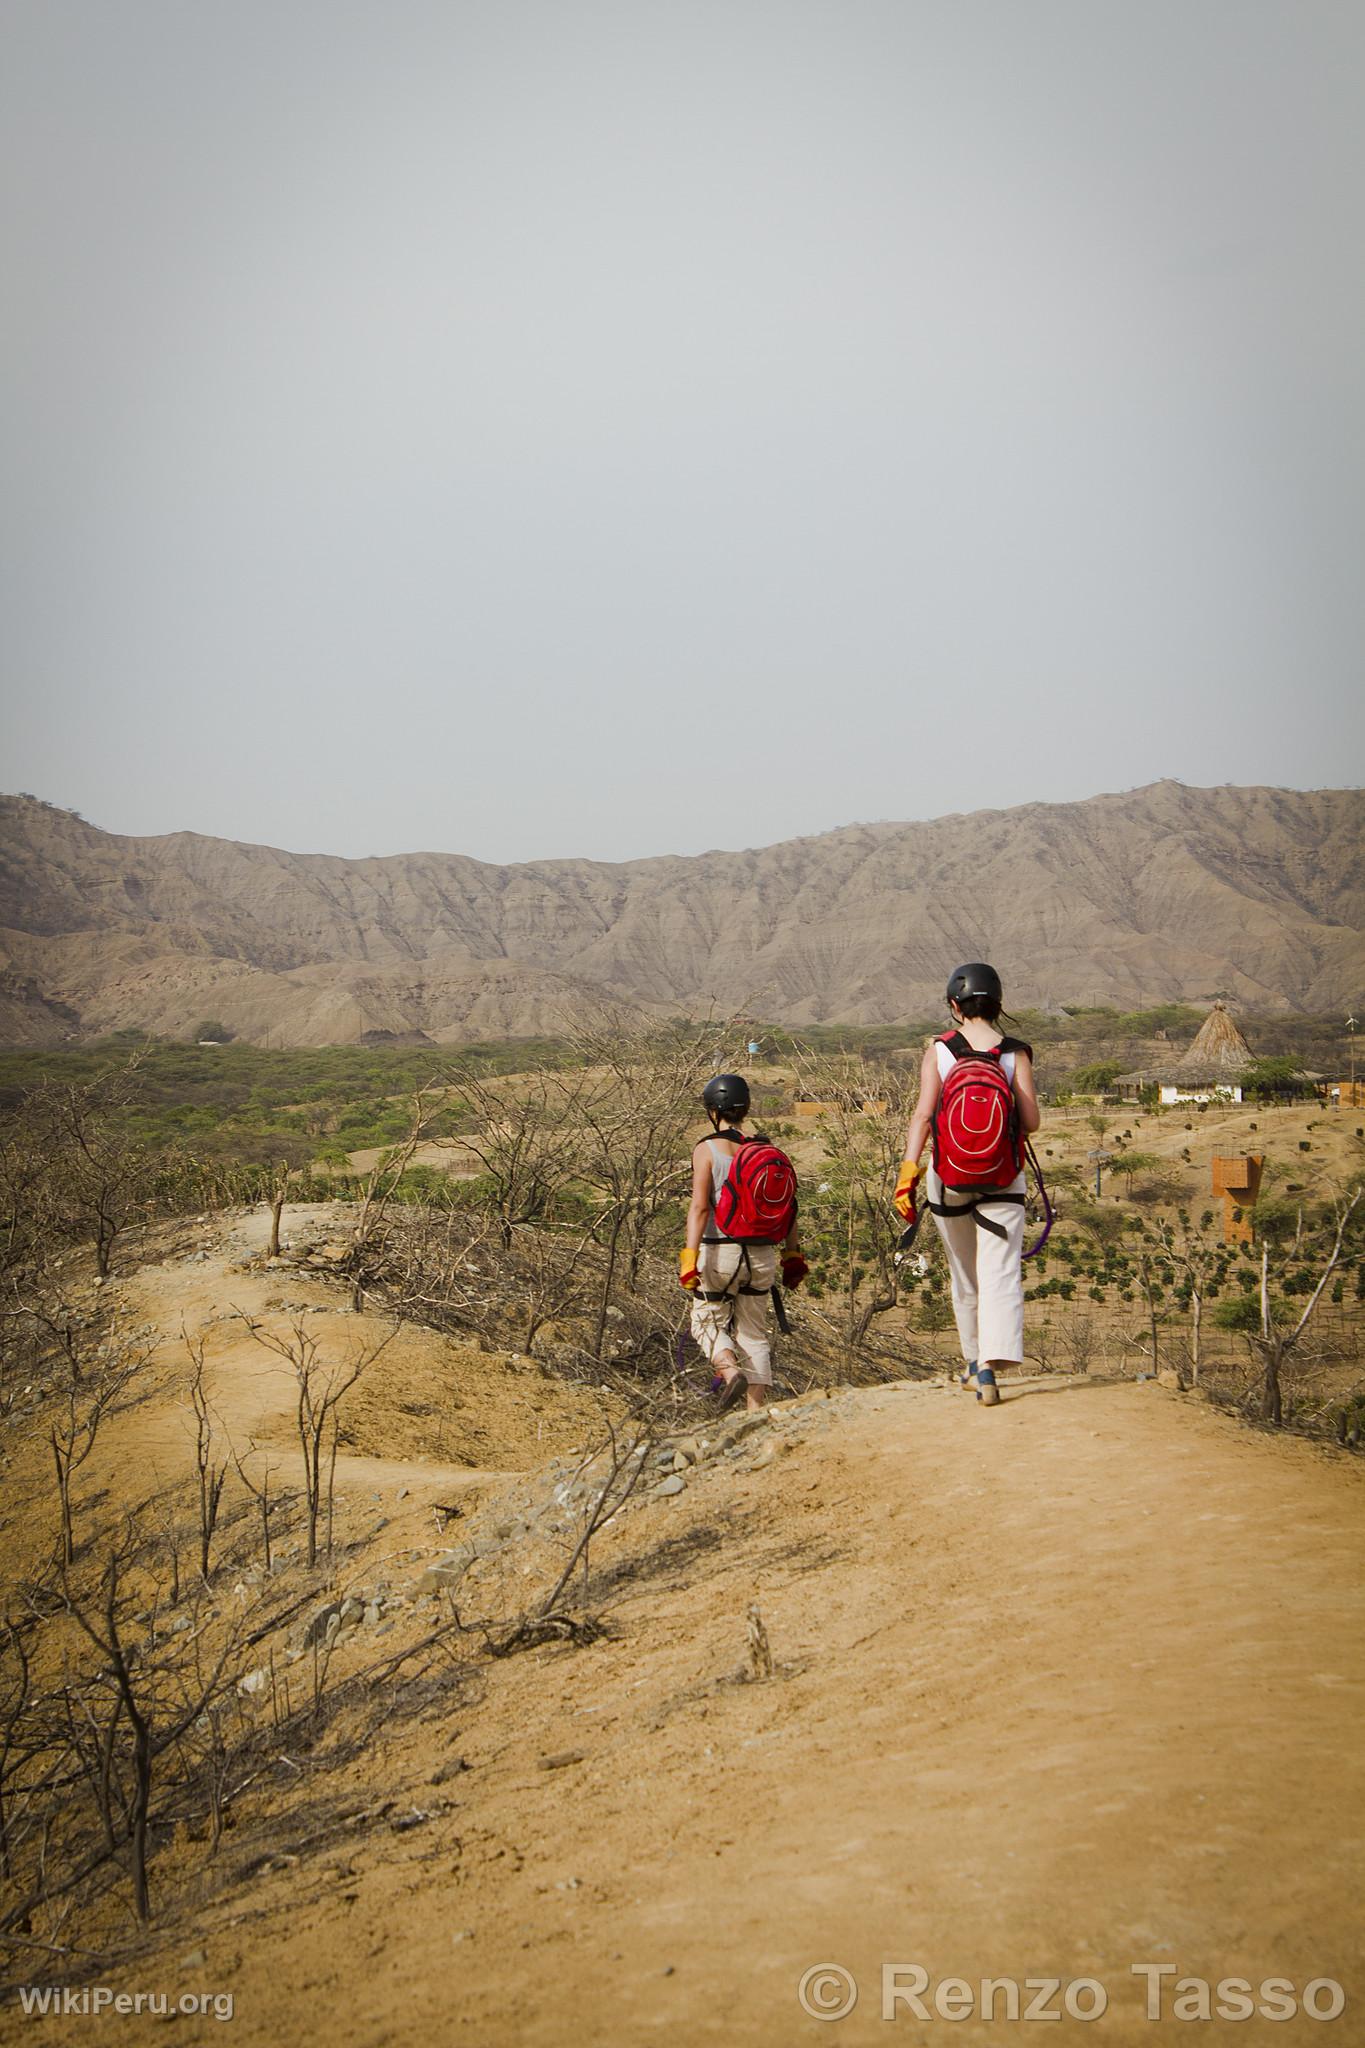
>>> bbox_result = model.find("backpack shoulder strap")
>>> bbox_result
[998,1036,1034,1060]
[943,1031,1005,1064]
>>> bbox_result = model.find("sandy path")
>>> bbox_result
[78,1369,1363,2048]
[112,1208,504,1499]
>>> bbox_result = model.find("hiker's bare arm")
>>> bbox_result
[685,1143,712,1251]
[903,1042,940,1163]
[1012,1050,1041,1134]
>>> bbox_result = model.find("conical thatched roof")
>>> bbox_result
[1115,1000,1257,1089]
[1174,1001,1253,1076]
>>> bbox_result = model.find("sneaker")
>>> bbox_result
[958,1361,978,1390]
[976,1367,1000,1407]
[714,1367,748,1412]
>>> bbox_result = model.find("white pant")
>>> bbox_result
[691,1242,779,1386]
[927,1168,1025,1365]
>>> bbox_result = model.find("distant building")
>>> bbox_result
[1115,1000,1255,1105]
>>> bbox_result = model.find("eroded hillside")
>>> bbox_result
[1,781,1361,1043]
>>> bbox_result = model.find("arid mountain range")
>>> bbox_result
[0,783,1360,1045]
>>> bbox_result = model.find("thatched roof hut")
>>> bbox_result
[1171,1001,1254,1080]
[1116,1001,1255,1100]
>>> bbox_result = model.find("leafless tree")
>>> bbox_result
[1134,1251,1167,1379]
[442,1061,588,1247]
[49,1348,142,1567]
[349,1087,437,1306]
[54,1536,244,1923]
[231,1437,286,1575]
[29,1063,150,1279]
[567,1016,734,1356]
[1058,1315,1097,1376]
[0,1112,54,1284]
[0,1620,30,1879]
[491,1396,663,1652]
[515,1225,594,1355]
[538,1410,655,1619]
[790,1048,912,1369]
[0,1526,242,1944]
[1143,1214,1224,1385]
[1250,1184,1362,1425]
[184,1331,228,1582]
[236,1313,399,1566]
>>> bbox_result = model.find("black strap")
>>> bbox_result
[697,1245,761,1299]
[942,1032,1032,1063]
[928,1189,1026,1241]
[943,1031,1005,1062]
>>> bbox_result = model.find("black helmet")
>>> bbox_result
[946,962,1003,1008]
[702,1072,750,1119]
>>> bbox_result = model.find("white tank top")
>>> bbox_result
[934,1039,1017,1085]
[701,1136,741,1243]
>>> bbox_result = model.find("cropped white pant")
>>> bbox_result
[927,1168,1026,1366]
[690,1242,779,1386]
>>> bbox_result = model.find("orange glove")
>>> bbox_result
[892,1158,922,1223]
[679,1248,700,1291]
[781,1252,809,1290]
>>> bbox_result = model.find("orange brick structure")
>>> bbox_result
[1212,1154,1263,1244]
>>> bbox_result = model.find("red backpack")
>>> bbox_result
[932,1033,1024,1191]
[713,1136,799,1244]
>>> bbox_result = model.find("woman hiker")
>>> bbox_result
[679,1073,806,1413]
[893,964,1041,1406]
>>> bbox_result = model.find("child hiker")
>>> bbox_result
[680,1073,806,1412]
[893,964,1040,1407]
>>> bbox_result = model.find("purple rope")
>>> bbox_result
[1022,1141,1055,1259]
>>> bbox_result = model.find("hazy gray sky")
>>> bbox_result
[3,1,1362,862]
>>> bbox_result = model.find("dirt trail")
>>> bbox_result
[104,1206,607,1503]
[114,1216,492,1500]
[59,1340,1364,2047]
